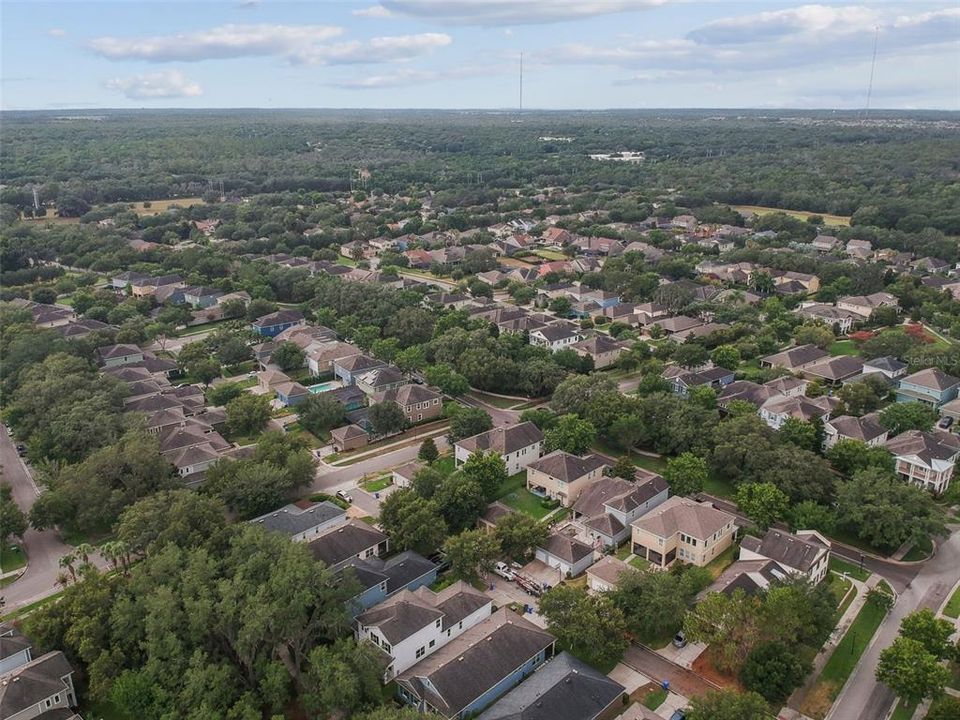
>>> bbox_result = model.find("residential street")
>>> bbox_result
[311,436,451,494]
[828,525,960,720]
[0,425,76,610]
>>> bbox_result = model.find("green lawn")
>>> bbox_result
[432,455,457,477]
[494,470,527,498]
[468,391,523,409]
[942,585,960,619]
[818,598,887,690]
[901,536,933,562]
[706,544,738,578]
[702,473,737,499]
[362,475,393,493]
[829,576,856,620]
[501,488,552,520]
[947,661,960,691]
[630,555,651,570]
[643,686,668,711]
[829,340,859,356]
[829,556,870,582]
[890,699,918,720]
[283,422,326,448]
[615,543,633,560]
[0,545,27,573]
[0,591,63,622]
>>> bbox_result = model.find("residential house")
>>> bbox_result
[811,235,840,252]
[665,365,736,396]
[837,292,899,319]
[180,286,223,308]
[760,343,829,370]
[885,430,960,494]
[771,270,820,294]
[535,533,596,578]
[541,227,572,247]
[759,394,839,430]
[330,424,369,452]
[55,318,111,340]
[273,380,310,407]
[795,303,859,334]
[130,274,184,299]
[528,324,582,351]
[630,496,737,569]
[801,355,865,385]
[334,354,387,385]
[633,302,670,326]
[739,529,831,585]
[306,340,362,377]
[896,368,960,408]
[647,315,703,337]
[700,558,794,598]
[585,556,632,594]
[327,384,366,412]
[249,500,346,542]
[478,502,515,533]
[342,551,439,614]
[250,309,305,337]
[913,257,950,274]
[862,356,908,380]
[571,471,669,549]
[476,651,625,720]
[0,624,33,676]
[395,608,556,720]
[455,422,544,476]
[526,452,607,507]
[392,461,424,489]
[377,384,443,424]
[356,366,408,398]
[307,519,389,571]
[357,582,492,681]
[110,270,149,290]
[257,369,291,393]
[0,648,80,720]
[570,335,625,369]
[822,413,889,450]
[96,343,144,368]
[845,239,873,259]
[940,397,960,423]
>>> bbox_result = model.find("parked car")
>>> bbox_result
[494,562,515,581]
[15,444,27,457]
[938,416,954,429]
[669,711,686,720]
[672,631,687,649]
[336,490,353,504]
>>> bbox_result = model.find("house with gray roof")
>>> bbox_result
[0,648,79,720]
[822,413,888,450]
[476,651,625,720]
[631,496,736,569]
[455,422,544,475]
[571,471,669,548]
[535,533,596,577]
[862,356,908,380]
[885,430,960,494]
[249,500,346,542]
[896,368,960,408]
[307,519,389,571]
[526,451,607,507]
[342,550,439,613]
[760,343,829,371]
[700,558,794,599]
[740,528,831,584]
[396,608,556,720]
[357,581,492,681]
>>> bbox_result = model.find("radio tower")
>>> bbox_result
[864,26,879,119]
[32,186,40,210]
[518,52,523,120]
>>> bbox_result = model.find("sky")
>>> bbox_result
[1,0,957,110]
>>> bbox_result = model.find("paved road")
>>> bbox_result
[828,525,960,720]
[0,426,74,610]
[621,645,719,699]
[311,436,451,494]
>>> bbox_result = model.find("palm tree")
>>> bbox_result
[74,543,94,565]
[100,541,120,572]
[55,571,70,589]
[58,553,76,583]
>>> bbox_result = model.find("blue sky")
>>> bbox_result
[2,1,957,110]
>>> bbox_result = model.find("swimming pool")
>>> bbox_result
[307,381,341,394]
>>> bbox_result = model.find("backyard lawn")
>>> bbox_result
[499,482,552,520]
[630,555,651,570]
[642,686,668,711]
[829,340,859,356]
[706,544,737,578]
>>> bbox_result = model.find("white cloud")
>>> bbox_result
[687,4,876,46]
[331,63,493,89]
[381,0,665,26]
[89,24,345,62]
[291,33,452,65]
[105,70,203,99]
[353,5,394,18]
[48,28,67,37]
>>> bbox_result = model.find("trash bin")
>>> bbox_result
[662,680,670,692]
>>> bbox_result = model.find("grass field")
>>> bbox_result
[706,544,738,578]
[501,488,552,519]
[467,390,524,409]
[942,585,960,619]
[817,599,887,696]
[732,204,851,226]
[829,340,859,356]
[642,686,668,710]
[129,197,206,216]
[630,555,651,570]
[829,556,871,582]
[534,249,568,261]
[0,545,27,573]
[890,699,917,720]
[902,536,933,562]
[702,473,737,499]
[362,475,393,493]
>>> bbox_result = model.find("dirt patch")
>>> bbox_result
[690,648,742,690]
[799,680,837,720]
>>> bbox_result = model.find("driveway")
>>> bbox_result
[828,525,960,720]
[621,645,719,700]
[0,426,76,610]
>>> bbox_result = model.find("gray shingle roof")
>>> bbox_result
[740,529,827,573]
[456,422,543,456]
[0,651,74,718]
[528,451,606,483]
[538,534,594,564]
[249,501,345,536]
[307,520,387,567]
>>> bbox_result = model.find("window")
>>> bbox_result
[416,646,426,659]
[436,619,441,628]
[382,642,392,653]
[429,639,436,648]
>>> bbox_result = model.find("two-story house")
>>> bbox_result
[896,368,960,408]
[571,471,669,548]
[341,550,439,614]
[760,344,829,371]
[334,354,387,385]
[528,324,583,351]
[395,608,556,720]
[374,384,443,424]
[739,528,831,585]
[454,422,544,476]
[570,335,626,369]
[836,292,900,319]
[822,413,889,450]
[631,496,737,569]
[885,430,960,494]
[250,309,306,338]
[249,500,346,542]
[96,343,144,368]
[759,394,839,430]
[526,451,607,507]
[356,582,492,681]
[0,624,80,720]
[307,519,389,571]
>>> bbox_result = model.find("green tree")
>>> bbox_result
[379,491,448,555]
[539,585,628,669]
[711,344,741,371]
[443,529,501,584]
[271,341,305,371]
[417,437,439,463]
[518,408,558,431]
[611,566,711,645]
[544,414,597,455]
[368,401,408,436]
[687,690,771,720]
[788,500,837,534]
[424,363,470,396]
[610,455,637,480]
[216,337,251,367]
[116,490,226,556]
[736,482,789,530]
[779,417,819,452]
[446,406,493,442]
[663,452,708,497]
[206,382,245,407]
[495,513,549,562]
[926,697,960,720]
[0,483,27,543]
[879,402,938,435]
[684,589,763,674]
[188,357,222,386]
[433,475,486,533]
[876,637,949,705]
[302,638,383,718]
[673,342,709,369]
[296,393,346,437]
[827,439,894,477]
[740,640,810,703]
[461,450,509,499]
[226,393,272,437]
[793,324,835,349]
[898,609,955,660]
